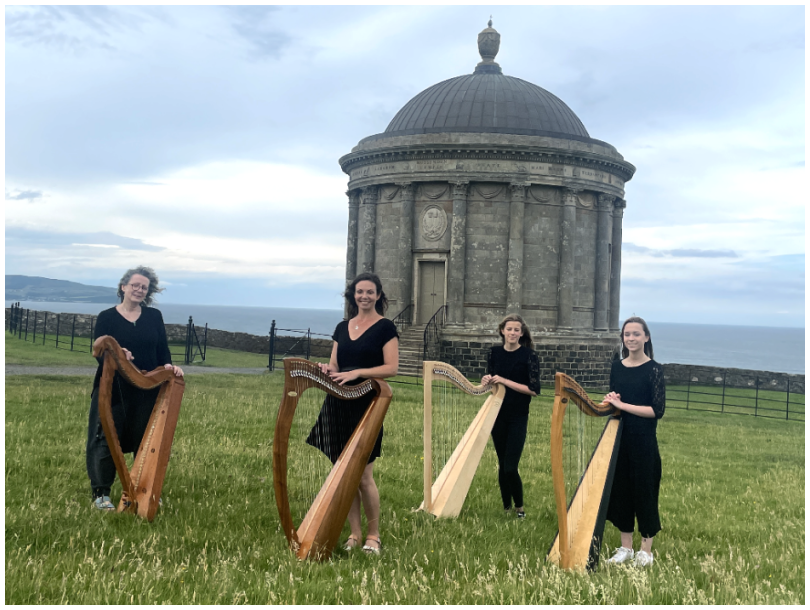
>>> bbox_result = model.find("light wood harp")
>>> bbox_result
[421,361,506,518]
[93,335,185,522]
[547,372,622,572]
[272,358,393,561]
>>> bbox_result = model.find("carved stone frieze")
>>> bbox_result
[381,185,401,200]
[577,192,595,209]
[473,184,502,199]
[421,205,448,241]
[420,183,449,200]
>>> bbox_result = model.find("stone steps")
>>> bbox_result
[397,324,427,378]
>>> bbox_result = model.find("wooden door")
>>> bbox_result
[418,262,446,324]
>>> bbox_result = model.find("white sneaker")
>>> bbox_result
[607,546,634,564]
[634,550,654,567]
[93,495,115,511]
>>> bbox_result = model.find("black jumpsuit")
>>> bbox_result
[487,345,541,510]
[605,359,666,538]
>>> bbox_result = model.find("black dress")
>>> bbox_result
[86,306,173,497]
[306,318,398,464]
[486,345,541,510]
[605,358,666,538]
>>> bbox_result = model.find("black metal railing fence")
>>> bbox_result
[6,304,207,365]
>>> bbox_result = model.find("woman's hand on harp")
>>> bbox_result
[164,364,185,377]
[122,347,134,361]
[329,370,360,386]
[603,391,622,409]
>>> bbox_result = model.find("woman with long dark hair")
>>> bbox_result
[86,266,183,511]
[604,316,666,568]
[481,313,540,518]
[306,272,398,554]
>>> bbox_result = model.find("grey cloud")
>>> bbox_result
[6,228,164,252]
[624,243,739,258]
[224,6,291,60]
[5,5,149,54]
[5,189,43,201]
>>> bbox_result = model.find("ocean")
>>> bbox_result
[5,300,805,375]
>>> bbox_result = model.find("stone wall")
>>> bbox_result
[663,363,804,394]
[442,335,620,386]
[440,333,805,393]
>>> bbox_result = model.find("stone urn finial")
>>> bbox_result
[474,18,502,75]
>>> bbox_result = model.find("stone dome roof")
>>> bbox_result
[383,73,590,140]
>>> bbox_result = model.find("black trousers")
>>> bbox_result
[606,432,662,538]
[490,412,528,509]
[86,380,159,498]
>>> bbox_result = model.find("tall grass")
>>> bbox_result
[5,371,804,604]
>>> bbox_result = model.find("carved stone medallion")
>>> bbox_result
[421,205,448,241]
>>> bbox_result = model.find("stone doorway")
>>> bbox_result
[417,261,446,324]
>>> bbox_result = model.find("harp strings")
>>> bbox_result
[286,361,333,525]
[430,376,485,489]
[561,394,602,548]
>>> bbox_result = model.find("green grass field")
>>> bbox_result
[5,347,804,604]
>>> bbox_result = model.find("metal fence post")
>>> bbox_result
[55,314,61,349]
[32,310,38,343]
[306,328,311,361]
[754,377,759,417]
[185,316,193,365]
[42,312,47,345]
[70,315,76,351]
[19,306,24,338]
[268,320,276,371]
[686,367,691,410]
[24,309,30,341]
[203,323,208,361]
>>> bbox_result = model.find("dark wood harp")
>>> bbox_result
[92,335,185,522]
[272,358,393,561]
[547,372,622,572]
[420,361,505,518]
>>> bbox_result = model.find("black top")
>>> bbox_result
[332,318,399,373]
[486,345,541,416]
[609,359,666,436]
[92,306,172,389]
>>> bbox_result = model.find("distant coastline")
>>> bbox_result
[5,299,804,375]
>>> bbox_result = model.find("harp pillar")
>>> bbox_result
[357,186,379,273]
[345,189,361,318]
[557,187,579,330]
[447,181,470,325]
[609,199,626,331]
[506,183,526,314]
[594,193,614,331]
[398,182,416,315]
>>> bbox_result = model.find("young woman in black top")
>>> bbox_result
[603,316,666,568]
[481,314,541,518]
[86,266,184,511]
[307,273,398,554]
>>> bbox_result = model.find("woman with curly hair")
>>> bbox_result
[86,266,183,511]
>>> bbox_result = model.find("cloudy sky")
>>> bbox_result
[5,5,805,327]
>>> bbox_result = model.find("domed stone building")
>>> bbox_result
[338,22,635,384]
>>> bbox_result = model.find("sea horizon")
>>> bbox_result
[5,300,805,375]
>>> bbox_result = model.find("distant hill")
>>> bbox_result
[5,275,119,303]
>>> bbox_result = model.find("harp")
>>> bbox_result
[420,361,506,518]
[92,335,185,522]
[272,358,393,561]
[547,372,622,572]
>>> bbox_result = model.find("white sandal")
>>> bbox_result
[362,536,382,555]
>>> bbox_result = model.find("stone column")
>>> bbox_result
[506,183,526,313]
[594,193,614,331]
[609,199,626,330]
[447,180,470,325]
[344,189,361,319]
[557,187,579,330]
[397,182,416,319]
[356,185,379,274]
